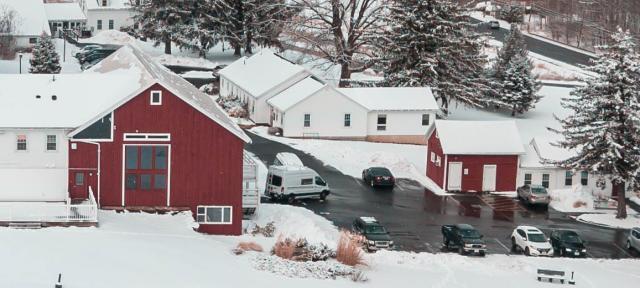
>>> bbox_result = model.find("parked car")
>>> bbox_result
[517,184,550,207]
[442,224,487,256]
[81,57,102,70]
[362,167,395,187]
[74,44,102,58]
[550,229,587,257]
[79,49,116,63]
[511,226,554,256]
[352,216,393,252]
[265,165,330,203]
[273,152,304,167]
[489,20,500,29]
[627,227,640,252]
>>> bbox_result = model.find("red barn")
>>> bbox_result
[65,46,251,235]
[426,120,525,193]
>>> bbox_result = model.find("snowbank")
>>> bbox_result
[576,213,640,229]
[80,30,138,46]
[549,187,596,213]
[249,127,448,195]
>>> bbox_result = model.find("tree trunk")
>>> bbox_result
[616,181,627,219]
[164,38,171,55]
[245,29,253,54]
[339,63,351,88]
[234,45,242,56]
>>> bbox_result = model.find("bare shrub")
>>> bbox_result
[251,221,276,237]
[272,235,297,260]
[573,200,587,208]
[336,231,366,267]
[233,241,264,255]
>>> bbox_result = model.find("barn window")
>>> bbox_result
[542,174,550,188]
[75,173,84,186]
[196,206,232,224]
[150,90,162,105]
[125,145,169,192]
[565,171,573,186]
[524,173,532,185]
[46,135,57,151]
[581,171,588,186]
[377,114,387,131]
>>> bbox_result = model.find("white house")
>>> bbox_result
[518,137,615,196]
[44,3,87,37]
[80,0,136,35]
[267,81,439,144]
[1,0,51,48]
[218,49,310,124]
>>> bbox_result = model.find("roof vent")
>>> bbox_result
[51,95,57,101]
[36,95,41,99]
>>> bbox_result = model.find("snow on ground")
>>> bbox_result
[0,38,81,74]
[179,70,215,79]
[549,187,598,213]
[2,205,639,288]
[576,213,640,229]
[249,127,447,195]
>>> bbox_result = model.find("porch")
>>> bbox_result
[0,187,98,226]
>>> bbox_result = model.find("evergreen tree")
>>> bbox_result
[131,0,191,55]
[493,23,527,78]
[380,0,494,113]
[493,24,541,116]
[551,28,640,219]
[29,34,61,74]
[498,54,541,116]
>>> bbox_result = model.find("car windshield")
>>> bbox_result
[460,229,481,238]
[531,187,547,194]
[370,168,392,176]
[366,225,387,234]
[560,232,581,243]
[528,233,547,242]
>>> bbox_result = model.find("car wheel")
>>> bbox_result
[511,237,517,252]
[479,251,486,257]
[525,247,531,256]
[287,195,296,204]
[444,238,449,249]
[560,248,565,257]
[627,241,632,250]
[319,191,329,201]
[458,246,465,255]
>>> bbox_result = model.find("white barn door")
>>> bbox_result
[482,165,497,191]
[447,162,463,190]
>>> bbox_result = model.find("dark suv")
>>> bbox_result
[352,217,394,252]
[550,229,587,257]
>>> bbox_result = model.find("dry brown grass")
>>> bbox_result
[233,241,264,255]
[573,200,588,208]
[272,235,297,260]
[336,231,366,267]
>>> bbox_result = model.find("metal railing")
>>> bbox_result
[0,187,98,223]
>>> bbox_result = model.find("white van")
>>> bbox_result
[273,152,304,167]
[266,165,330,203]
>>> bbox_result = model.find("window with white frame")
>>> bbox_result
[150,90,162,105]
[542,174,550,188]
[97,19,102,30]
[524,173,532,185]
[580,171,588,186]
[565,171,573,186]
[196,206,232,224]
[377,114,387,131]
[46,135,57,151]
[16,135,27,151]
[304,114,311,127]
[344,114,351,127]
[422,114,430,126]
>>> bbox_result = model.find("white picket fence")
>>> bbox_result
[0,187,98,223]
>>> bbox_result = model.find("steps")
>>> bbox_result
[8,222,43,229]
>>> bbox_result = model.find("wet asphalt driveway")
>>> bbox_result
[245,131,636,259]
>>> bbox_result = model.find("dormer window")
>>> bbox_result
[150,90,162,105]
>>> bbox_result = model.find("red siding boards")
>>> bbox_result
[68,142,98,199]
[426,128,519,193]
[69,83,245,235]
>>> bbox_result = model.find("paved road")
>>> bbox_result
[472,20,595,67]
[246,131,636,259]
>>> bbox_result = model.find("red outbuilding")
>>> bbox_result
[426,120,525,193]
[66,46,251,235]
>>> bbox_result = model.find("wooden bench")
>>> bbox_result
[537,269,575,284]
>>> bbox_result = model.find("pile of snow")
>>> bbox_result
[179,70,215,79]
[549,187,596,213]
[248,204,340,247]
[631,194,640,207]
[80,30,138,46]
[253,255,356,280]
[154,54,219,69]
[576,213,640,229]
[249,127,447,195]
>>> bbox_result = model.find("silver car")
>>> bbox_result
[517,184,550,206]
[628,227,640,252]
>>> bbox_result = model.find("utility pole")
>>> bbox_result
[18,53,22,74]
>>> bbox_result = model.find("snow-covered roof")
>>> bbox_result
[2,0,51,36]
[0,73,140,128]
[85,0,132,10]
[521,137,576,168]
[218,49,308,98]
[338,87,439,111]
[80,45,250,143]
[434,120,525,155]
[45,3,87,21]
[275,152,304,167]
[267,76,325,111]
